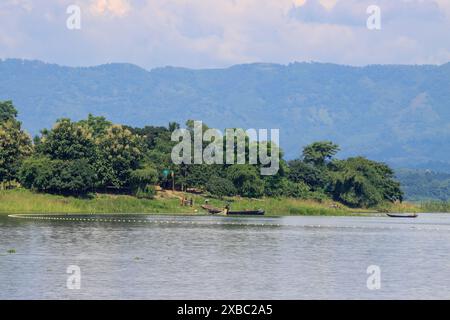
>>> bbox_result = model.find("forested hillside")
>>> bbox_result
[396,169,450,201]
[1,59,449,171]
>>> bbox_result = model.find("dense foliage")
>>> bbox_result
[328,157,403,207]
[19,157,95,194]
[0,101,32,184]
[205,176,237,198]
[0,100,404,207]
[396,169,450,201]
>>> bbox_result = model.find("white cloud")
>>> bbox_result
[89,0,131,17]
[0,0,449,68]
[293,0,307,7]
[319,0,338,10]
[435,0,450,16]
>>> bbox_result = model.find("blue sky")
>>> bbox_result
[1,0,449,69]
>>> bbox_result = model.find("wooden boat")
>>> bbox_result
[201,204,265,216]
[225,209,265,216]
[386,213,418,218]
[201,204,223,214]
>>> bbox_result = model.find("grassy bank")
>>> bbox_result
[373,201,422,214]
[0,189,192,215]
[0,188,422,216]
[419,201,450,213]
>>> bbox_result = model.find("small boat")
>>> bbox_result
[225,209,265,216]
[201,204,223,214]
[386,213,418,218]
[201,204,265,216]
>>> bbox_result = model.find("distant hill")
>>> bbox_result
[1,58,449,170]
[396,169,450,201]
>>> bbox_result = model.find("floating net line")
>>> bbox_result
[7,213,447,231]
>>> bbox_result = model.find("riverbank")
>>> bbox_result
[0,188,422,216]
[419,200,450,213]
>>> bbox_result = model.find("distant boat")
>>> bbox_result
[201,204,265,216]
[201,204,223,214]
[386,213,418,218]
[225,209,265,216]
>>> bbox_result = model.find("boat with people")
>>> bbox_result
[201,204,223,214]
[201,203,265,216]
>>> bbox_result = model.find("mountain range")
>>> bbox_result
[1,58,449,171]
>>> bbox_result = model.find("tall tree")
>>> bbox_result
[96,125,144,188]
[0,101,32,184]
[302,141,340,167]
[226,164,265,198]
[288,159,328,190]
[0,100,18,123]
[38,118,96,160]
[78,114,112,138]
[329,157,403,207]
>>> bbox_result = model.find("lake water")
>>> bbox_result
[1,213,450,299]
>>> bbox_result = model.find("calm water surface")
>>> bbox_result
[1,213,450,299]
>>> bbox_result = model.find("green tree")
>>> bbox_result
[0,100,18,123]
[38,118,95,160]
[227,165,265,198]
[205,176,237,198]
[329,157,403,207]
[130,165,159,198]
[78,114,112,138]
[125,125,171,149]
[184,164,223,189]
[287,159,328,190]
[302,141,340,166]
[0,101,33,184]
[96,124,144,188]
[280,179,310,198]
[18,157,52,191]
[19,157,95,195]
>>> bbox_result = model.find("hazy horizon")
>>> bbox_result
[2,57,450,71]
[1,1,449,69]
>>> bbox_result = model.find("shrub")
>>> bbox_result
[308,190,329,203]
[282,180,310,198]
[135,185,156,199]
[130,166,158,189]
[205,176,237,198]
[240,179,265,198]
[19,157,95,195]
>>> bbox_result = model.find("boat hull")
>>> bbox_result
[226,210,265,216]
[386,213,418,218]
[201,204,223,214]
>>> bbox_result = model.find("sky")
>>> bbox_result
[0,0,449,69]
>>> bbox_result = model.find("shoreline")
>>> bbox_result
[0,188,432,217]
[4,211,384,218]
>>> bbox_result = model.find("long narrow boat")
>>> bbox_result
[201,204,223,214]
[226,209,265,216]
[201,204,265,216]
[386,213,418,218]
